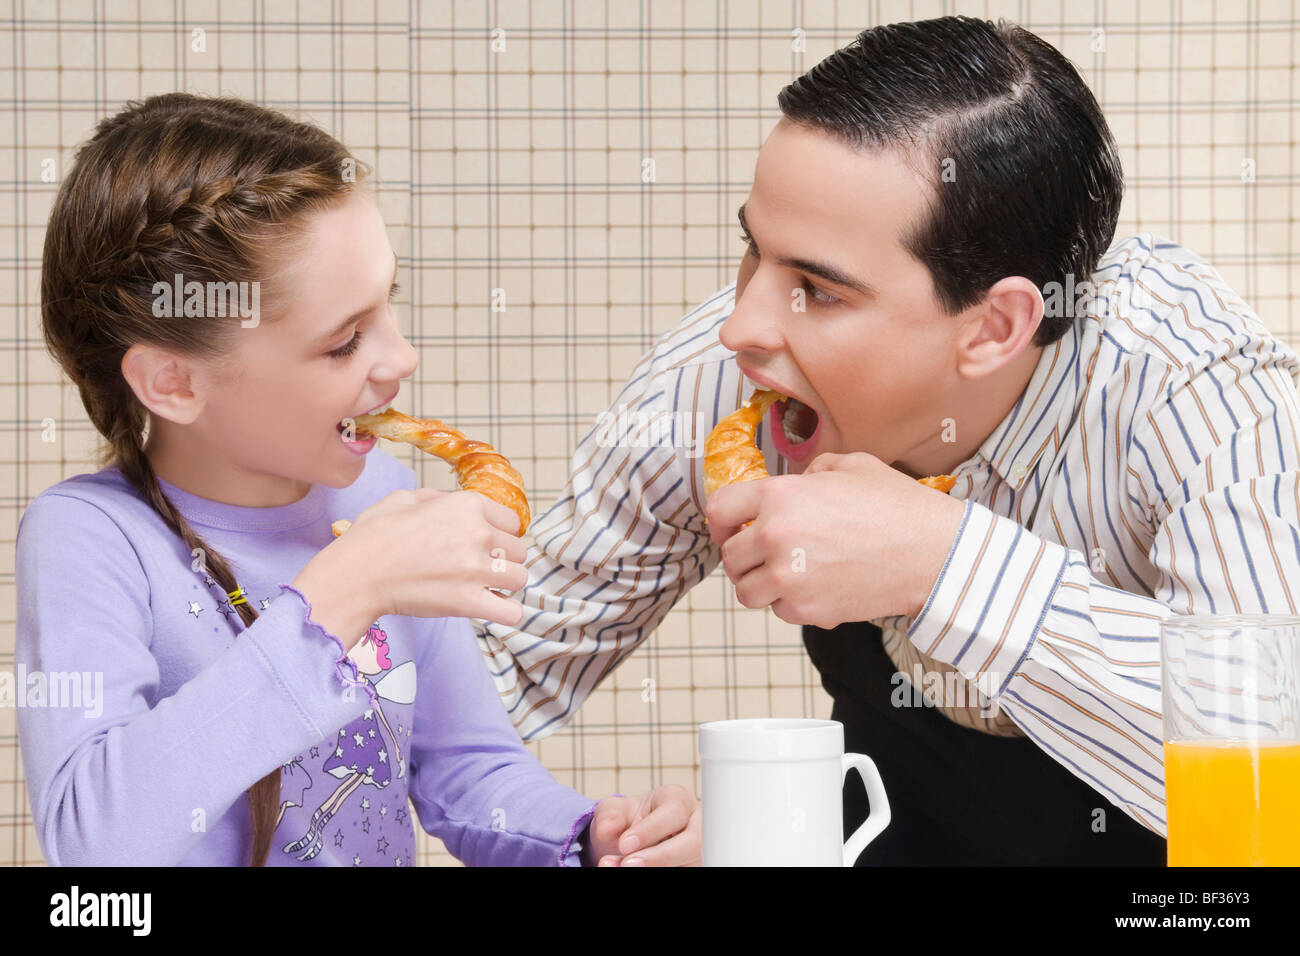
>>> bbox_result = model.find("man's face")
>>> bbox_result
[720,118,960,475]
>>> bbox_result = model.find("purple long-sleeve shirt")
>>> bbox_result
[15,448,598,866]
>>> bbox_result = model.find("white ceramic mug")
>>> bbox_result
[699,718,891,866]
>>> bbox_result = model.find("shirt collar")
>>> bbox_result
[967,316,1084,491]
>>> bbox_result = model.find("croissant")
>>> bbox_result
[704,387,957,502]
[331,409,530,538]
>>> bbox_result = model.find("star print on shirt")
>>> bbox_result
[376,835,389,855]
[310,746,319,759]
[334,830,344,848]
[353,854,362,866]
[362,817,371,834]
[361,797,370,811]
[187,601,203,617]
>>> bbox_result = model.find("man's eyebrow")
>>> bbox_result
[317,250,400,344]
[737,203,876,298]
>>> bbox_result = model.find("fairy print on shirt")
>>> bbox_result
[281,622,416,862]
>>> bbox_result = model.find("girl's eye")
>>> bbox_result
[327,330,363,360]
[326,283,400,360]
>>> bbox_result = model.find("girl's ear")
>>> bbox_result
[120,343,207,425]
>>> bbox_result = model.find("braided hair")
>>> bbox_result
[40,92,372,866]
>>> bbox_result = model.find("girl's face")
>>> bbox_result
[137,190,419,506]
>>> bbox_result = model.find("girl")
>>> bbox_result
[18,92,698,866]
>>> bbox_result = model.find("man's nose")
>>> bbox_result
[720,266,786,355]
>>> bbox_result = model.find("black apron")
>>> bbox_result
[802,619,1166,865]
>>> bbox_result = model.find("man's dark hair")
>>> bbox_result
[777,16,1123,347]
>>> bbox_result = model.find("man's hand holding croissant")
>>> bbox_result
[705,451,967,629]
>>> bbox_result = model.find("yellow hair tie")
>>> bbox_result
[227,586,247,607]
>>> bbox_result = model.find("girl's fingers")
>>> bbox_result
[589,802,628,858]
[619,825,701,867]
[463,590,524,627]
[477,495,523,536]
[617,791,693,857]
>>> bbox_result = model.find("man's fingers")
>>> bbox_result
[733,565,780,610]
[705,480,764,540]
[719,524,764,582]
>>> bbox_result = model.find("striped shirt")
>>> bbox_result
[472,233,1300,838]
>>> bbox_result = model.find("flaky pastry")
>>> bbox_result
[331,409,530,538]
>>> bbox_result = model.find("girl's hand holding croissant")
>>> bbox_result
[580,785,701,866]
[327,487,528,627]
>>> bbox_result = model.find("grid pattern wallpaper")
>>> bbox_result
[2,0,1296,866]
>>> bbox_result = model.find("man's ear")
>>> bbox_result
[954,276,1043,378]
[120,343,207,425]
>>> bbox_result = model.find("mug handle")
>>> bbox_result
[841,752,891,866]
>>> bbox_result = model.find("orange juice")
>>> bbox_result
[1165,738,1300,865]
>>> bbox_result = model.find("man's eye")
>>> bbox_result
[802,279,839,306]
[327,330,363,360]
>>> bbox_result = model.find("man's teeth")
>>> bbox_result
[781,397,816,444]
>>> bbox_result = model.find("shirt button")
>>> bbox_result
[1009,463,1028,483]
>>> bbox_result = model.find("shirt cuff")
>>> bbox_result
[904,499,1068,700]
[245,584,378,722]
[560,801,600,867]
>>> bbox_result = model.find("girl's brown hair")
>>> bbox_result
[40,91,372,866]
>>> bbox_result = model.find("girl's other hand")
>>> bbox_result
[582,785,700,866]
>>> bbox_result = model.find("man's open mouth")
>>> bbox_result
[776,396,820,445]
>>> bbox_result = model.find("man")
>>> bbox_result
[471,16,1300,864]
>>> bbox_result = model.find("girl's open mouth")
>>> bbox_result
[770,396,822,462]
[336,419,377,454]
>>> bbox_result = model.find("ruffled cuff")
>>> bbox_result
[559,800,601,867]
[276,582,379,709]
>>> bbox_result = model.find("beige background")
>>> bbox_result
[1,0,1296,865]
